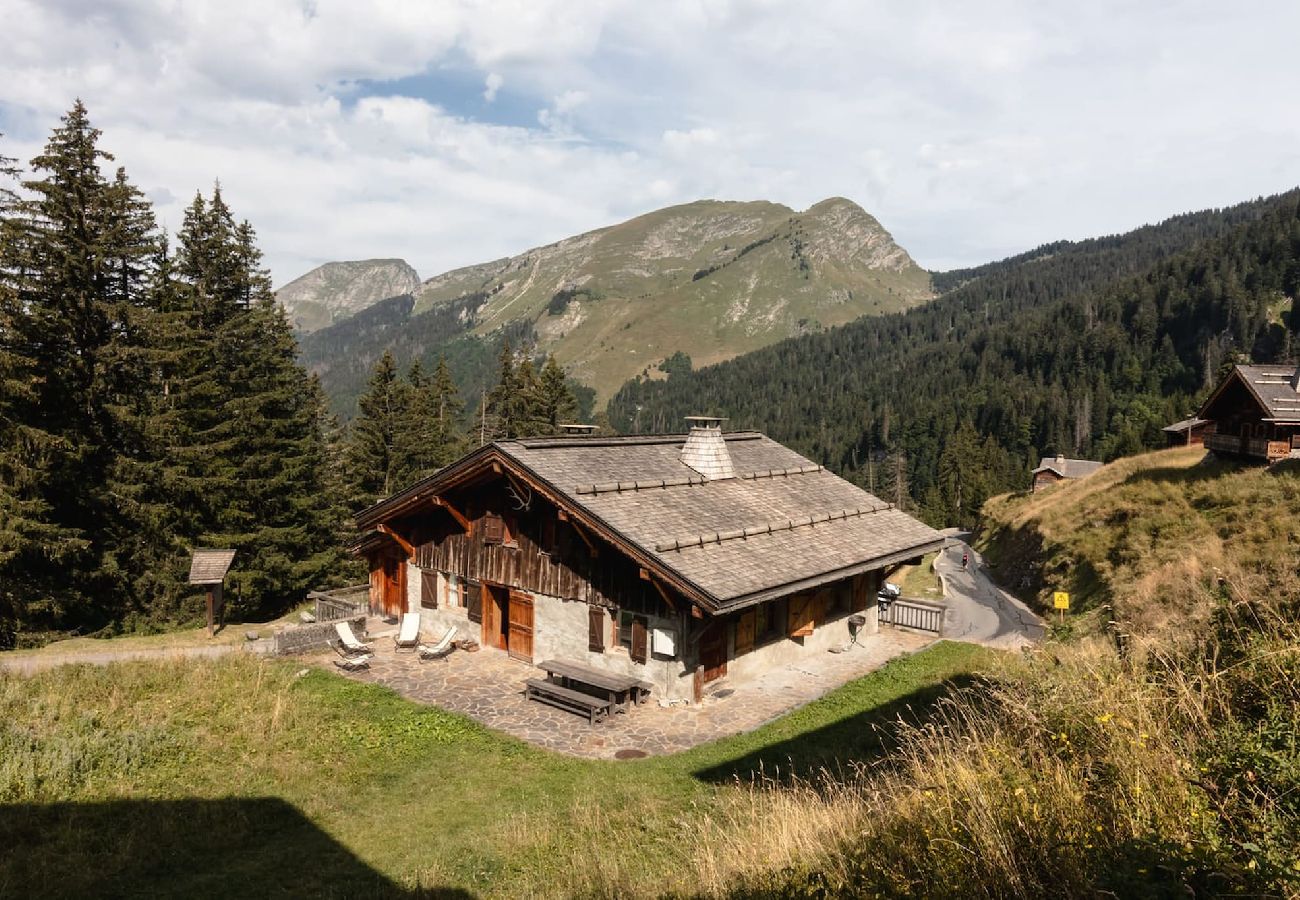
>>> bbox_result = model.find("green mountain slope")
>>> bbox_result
[275,258,421,333]
[298,197,933,413]
[608,190,1300,524]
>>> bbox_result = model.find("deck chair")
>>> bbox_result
[333,653,373,672]
[417,625,459,662]
[394,612,421,651]
[334,621,371,655]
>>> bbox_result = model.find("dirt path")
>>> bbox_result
[935,530,1046,649]
[0,644,243,676]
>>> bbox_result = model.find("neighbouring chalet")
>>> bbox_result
[352,418,944,703]
[1030,455,1103,492]
[1162,416,1215,448]
[1199,364,1300,463]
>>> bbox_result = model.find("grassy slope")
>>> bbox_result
[0,642,986,898]
[979,446,1300,637]
[412,198,933,403]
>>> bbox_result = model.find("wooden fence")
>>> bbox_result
[879,597,945,634]
[308,584,369,622]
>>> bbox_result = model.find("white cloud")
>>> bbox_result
[2,0,1299,284]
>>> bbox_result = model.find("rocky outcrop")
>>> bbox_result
[276,259,421,333]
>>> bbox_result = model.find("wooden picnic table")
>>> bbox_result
[537,659,651,714]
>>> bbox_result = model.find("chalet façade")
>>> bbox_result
[352,418,944,703]
[1199,364,1300,463]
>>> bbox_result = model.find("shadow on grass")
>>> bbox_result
[0,797,473,899]
[691,674,983,786]
[1119,457,1231,487]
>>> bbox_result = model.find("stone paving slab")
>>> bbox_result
[321,629,931,759]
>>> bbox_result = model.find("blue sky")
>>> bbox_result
[3,0,1299,285]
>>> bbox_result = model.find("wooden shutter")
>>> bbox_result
[467,582,483,623]
[482,514,504,545]
[788,594,814,637]
[588,605,605,653]
[734,610,756,656]
[630,616,648,664]
[419,570,438,609]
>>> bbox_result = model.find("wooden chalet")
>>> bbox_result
[352,418,944,703]
[1200,364,1300,463]
[1162,416,1215,448]
[1031,455,1103,492]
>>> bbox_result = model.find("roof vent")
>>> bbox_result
[558,423,599,435]
[680,416,734,480]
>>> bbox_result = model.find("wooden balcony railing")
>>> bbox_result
[1205,433,1293,461]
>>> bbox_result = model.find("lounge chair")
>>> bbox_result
[334,621,371,655]
[394,612,421,651]
[333,653,373,671]
[417,625,459,662]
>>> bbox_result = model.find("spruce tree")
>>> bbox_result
[537,354,578,432]
[484,339,518,439]
[346,350,408,507]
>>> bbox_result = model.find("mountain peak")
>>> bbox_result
[276,258,421,333]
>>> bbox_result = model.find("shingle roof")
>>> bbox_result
[188,549,236,585]
[1222,365,1300,423]
[1162,416,1209,433]
[356,431,945,612]
[498,433,943,609]
[1032,457,1103,479]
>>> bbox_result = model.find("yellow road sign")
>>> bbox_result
[1053,591,1070,610]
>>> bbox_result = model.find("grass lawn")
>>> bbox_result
[896,551,942,599]
[0,641,988,898]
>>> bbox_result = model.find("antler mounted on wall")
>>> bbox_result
[506,482,533,512]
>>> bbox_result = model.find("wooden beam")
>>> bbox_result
[566,517,600,558]
[376,524,416,558]
[430,496,473,534]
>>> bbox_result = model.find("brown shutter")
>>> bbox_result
[734,610,756,655]
[420,570,439,609]
[630,616,648,664]
[482,514,504,544]
[852,574,869,612]
[467,582,483,623]
[588,605,605,653]
[788,594,814,637]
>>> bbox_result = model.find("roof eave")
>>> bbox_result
[706,535,948,614]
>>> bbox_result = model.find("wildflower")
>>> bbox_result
[1095,713,1113,724]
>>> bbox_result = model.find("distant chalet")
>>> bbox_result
[352,418,943,703]
[1162,416,1215,448]
[1031,455,1103,492]
[1199,364,1300,464]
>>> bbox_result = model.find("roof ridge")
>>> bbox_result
[513,431,765,450]
[653,503,894,553]
[574,463,824,496]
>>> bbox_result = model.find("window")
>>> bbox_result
[445,575,462,608]
[482,514,505,545]
[755,598,784,645]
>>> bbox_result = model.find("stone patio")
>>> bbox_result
[321,624,933,759]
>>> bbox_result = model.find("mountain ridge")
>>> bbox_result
[276,258,421,333]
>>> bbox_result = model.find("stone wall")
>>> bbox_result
[274,615,367,655]
[531,591,696,702]
[724,601,876,684]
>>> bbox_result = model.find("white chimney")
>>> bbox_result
[680,416,735,480]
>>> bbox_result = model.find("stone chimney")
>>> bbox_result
[680,416,735,480]
[1055,454,1065,465]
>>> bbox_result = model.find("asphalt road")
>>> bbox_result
[934,530,1046,648]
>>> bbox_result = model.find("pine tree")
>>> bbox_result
[2,101,162,632]
[484,339,519,439]
[393,357,465,486]
[346,350,408,507]
[537,354,578,432]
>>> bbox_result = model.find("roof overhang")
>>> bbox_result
[1199,366,1272,421]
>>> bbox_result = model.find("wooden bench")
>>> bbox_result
[633,680,654,705]
[524,678,612,726]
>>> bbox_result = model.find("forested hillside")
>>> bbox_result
[0,105,349,648]
[609,191,1300,526]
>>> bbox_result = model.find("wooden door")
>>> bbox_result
[481,583,505,649]
[507,591,534,663]
[699,624,727,683]
[381,556,405,617]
